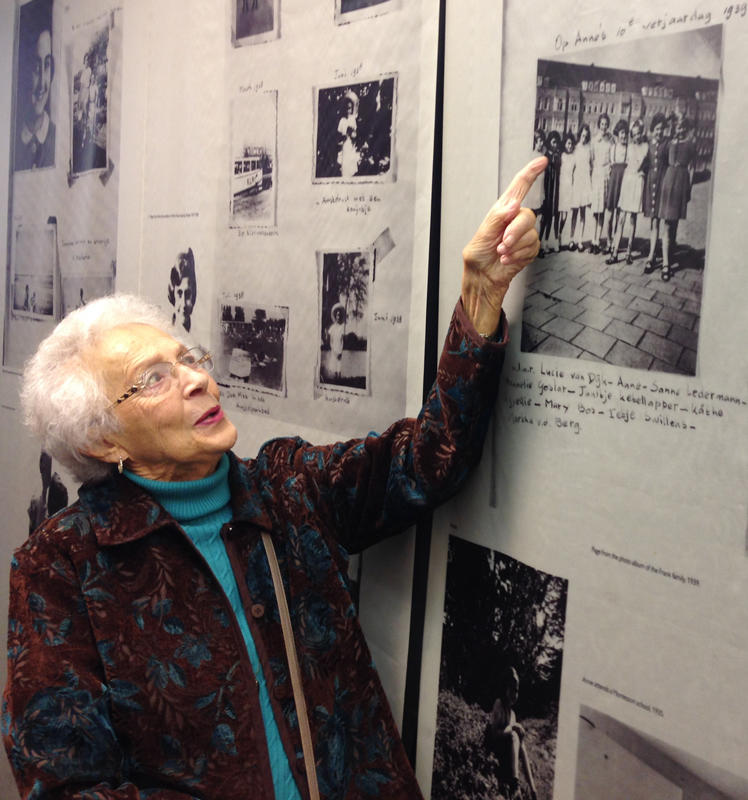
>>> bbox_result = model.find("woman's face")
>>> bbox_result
[30,29,53,120]
[598,116,609,134]
[564,137,574,153]
[631,124,643,144]
[652,121,664,143]
[92,323,237,481]
[549,136,560,152]
[580,127,590,144]
[617,127,628,145]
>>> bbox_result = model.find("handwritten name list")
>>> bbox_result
[503,361,747,435]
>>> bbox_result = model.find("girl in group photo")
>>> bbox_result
[568,122,592,252]
[657,115,696,281]
[603,119,628,263]
[642,113,668,274]
[590,112,613,255]
[556,131,576,251]
[609,118,647,265]
[539,130,561,255]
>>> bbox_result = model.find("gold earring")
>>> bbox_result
[118,456,124,474]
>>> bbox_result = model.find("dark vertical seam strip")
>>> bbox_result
[400,0,447,768]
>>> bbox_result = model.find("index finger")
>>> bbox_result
[498,156,548,206]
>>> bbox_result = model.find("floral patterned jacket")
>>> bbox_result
[3,302,507,800]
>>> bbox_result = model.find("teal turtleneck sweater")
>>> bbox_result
[125,455,301,800]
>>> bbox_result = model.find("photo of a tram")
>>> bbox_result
[232,155,264,196]
[229,141,275,224]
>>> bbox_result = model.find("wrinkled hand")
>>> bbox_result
[461,156,547,336]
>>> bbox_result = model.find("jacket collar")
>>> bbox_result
[80,451,273,547]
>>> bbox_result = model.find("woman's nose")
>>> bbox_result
[177,362,210,395]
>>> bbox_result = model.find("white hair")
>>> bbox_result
[21,294,178,484]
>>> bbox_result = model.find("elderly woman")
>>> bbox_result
[4,158,546,800]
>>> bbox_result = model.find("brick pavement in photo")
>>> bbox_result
[521,246,703,375]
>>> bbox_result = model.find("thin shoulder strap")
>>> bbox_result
[261,531,321,800]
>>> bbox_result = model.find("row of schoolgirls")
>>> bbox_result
[527,111,696,282]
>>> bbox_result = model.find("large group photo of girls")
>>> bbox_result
[528,109,703,284]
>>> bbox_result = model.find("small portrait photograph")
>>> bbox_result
[14,0,56,171]
[520,26,721,376]
[216,301,288,396]
[233,0,279,46]
[334,0,401,25]
[11,223,56,319]
[575,705,748,799]
[27,449,69,535]
[166,247,198,333]
[70,20,110,175]
[318,249,372,392]
[60,273,114,318]
[314,75,396,182]
[230,91,277,227]
[431,535,568,800]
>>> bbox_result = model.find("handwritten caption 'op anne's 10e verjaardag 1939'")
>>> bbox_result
[553,4,745,54]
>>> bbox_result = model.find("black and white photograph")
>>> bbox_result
[216,300,288,396]
[317,249,371,392]
[26,449,69,536]
[166,247,198,333]
[432,536,567,800]
[14,0,56,172]
[233,0,279,46]
[230,91,277,227]
[576,705,748,800]
[334,0,400,25]
[11,223,56,319]
[520,26,720,376]
[60,272,113,318]
[70,20,110,176]
[314,76,396,182]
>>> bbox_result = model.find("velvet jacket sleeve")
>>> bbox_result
[253,299,508,554]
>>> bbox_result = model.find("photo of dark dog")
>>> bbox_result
[167,247,197,333]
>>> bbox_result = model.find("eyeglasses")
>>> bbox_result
[109,347,214,408]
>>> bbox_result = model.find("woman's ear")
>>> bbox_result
[80,437,126,466]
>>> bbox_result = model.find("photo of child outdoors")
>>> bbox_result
[431,536,567,800]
